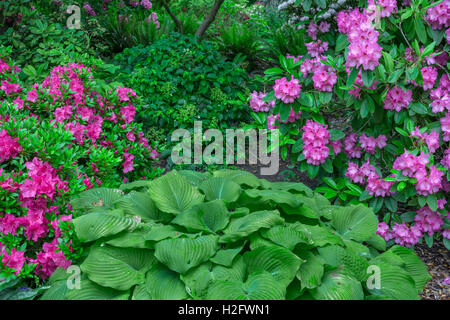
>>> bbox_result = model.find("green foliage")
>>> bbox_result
[112,34,259,139]
[42,169,430,300]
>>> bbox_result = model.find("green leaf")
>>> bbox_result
[346,67,359,88]
[71,188,124,212]
[199,177,241,202]
[244,245,304,287]
[148,171,204,215]
[388,246,431,292]
[139,263,189,300]
[318,245,369,281]
[72,210,140,243]
[213,170,260,188]
[244,189,301,207]
[206,271,285,300]
[80,245,155,291]
[220,210,284,243]
[415,18,427,44]
[310,269,364,300]
[210,243,245,267]
[154,235,219,274]
[114,191,171,223]
[66,279,130,300]
[260,224,312,250]
[331,204,378,242]
[296,252,325,290]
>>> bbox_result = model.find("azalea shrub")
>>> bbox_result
[0,46,162,284]
[246,0,449,249]
[112,34,259,139]
[41,169,429,300]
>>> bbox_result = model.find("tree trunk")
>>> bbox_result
[162,0,183,34]
[195,0,225,38]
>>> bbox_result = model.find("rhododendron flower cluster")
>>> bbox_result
[410,127,440,153]
[430,74,450,113]
[425,0,450,30]
[367,0,397,18]
[383,86,412,111]
[393,151,444,196]
[301,120,330,165]
[442,113,450,141]
[421,66,438,90]
[312,70,337,92]
[343,132,386,158]
[305,40,328,58]
[337,8,382,70]
[273,76,301,104]
[249,91,273,112]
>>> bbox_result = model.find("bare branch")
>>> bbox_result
[195,0,225,38]
[162,0,183,34]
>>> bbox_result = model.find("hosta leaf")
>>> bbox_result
[81,245,155,291]
[178,170,211,186]
[260,224,312,250]
[154,235,219,273]
[296,251,325,290]
[144,224,188,242]
[244,245,304,287]
[140,263,189,300]
[331,204,378,242]
[119,180,150,192]
[206,271,285,300]
[244,189,301,207]
[210,242,245,267]
[284,194,333,219]
[295,224,344,247]
[212,255,247,282]
[72,211,140,242]
[310,269,364,300]
[366,234,386,251]
[220,210,284,243]
[148,170,204,215]
[40,280,69,300]
[71,188,124,211]
[388,246,431,292]
[172,200,230,233]
[318,245,369,281]
[366,263,419,300]
[114,191,172,223]
[182,263,215,299]
[106,225,153,249]
[267,182,313,197]
[199,177,241,202]
[343,239,371,258]
[213,169,260,188]
[66,279,130,300]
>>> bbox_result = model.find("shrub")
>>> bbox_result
[0,46,162,284]
[112,34,259,138]
[40,169,430,300]
[245,0,450,248]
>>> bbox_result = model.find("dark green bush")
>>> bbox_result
[112,34,260,139]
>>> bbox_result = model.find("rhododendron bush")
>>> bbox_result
[0,46,162,282]
[248,0,449,249]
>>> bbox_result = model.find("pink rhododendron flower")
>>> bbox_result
[273,76,301,104]
[1,248,25,275]
[426,0,450,30]
[383,86,412,111]
[301,120,330,165]
[0,129,22,162]
[312,70,337,92]
[249,91,273,112]
[421,66,438,90]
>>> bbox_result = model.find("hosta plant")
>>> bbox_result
[41,169,430,300]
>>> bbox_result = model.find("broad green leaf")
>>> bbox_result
[206,271,285,300]
[148,170,204,215]
[366,263,419,300]
[210,242,245,267]
[267,181,313,197]
[141,263,189,300]
[318,245,369,281]
[178,170,211,186]
[260,224,313,250]
[244,189,301,207]
[114,191,171,222]
[220,210,284,243]
[154,235,219,274]
[71,188,124,211]
[66,280,130,300]
[199,177,241,202]
[172,200,230,233]
[296,251,325,290]
[388,246,431,292]
[213,170,260,188]
[310,269,364,300]
[72,210,140,242]
[244,245,304,287]
[106,225,153,249]
[331,204,378,242]
[80,245,155,291]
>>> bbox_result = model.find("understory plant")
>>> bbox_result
[112,33,259,139]
[0,46,162,285]
[246,0,450,249]
[40,169,429,300]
